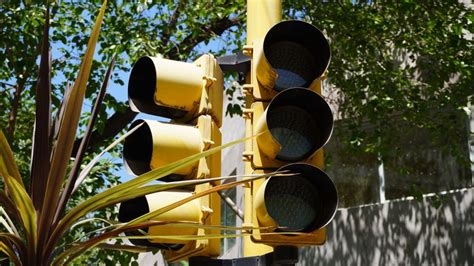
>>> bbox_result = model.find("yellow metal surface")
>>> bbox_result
[163,115,222,261]
[243,168,273,256]
[250,101,293,169]
[308,149,325,170]
[254,42,278,98]
[246,0,281,101]
[134,55,223,126]
[146,191,202,244]
[243,0,333,255]
[149,57,203,112]
[308,78,326,169]
[254,103,280,161]
[206,119,222,255]
[249,80,328,170]
[147,120,203,176]
[252,227,327,247]
[160,116,222,260]
[244,0,282,257]
[126,45,223,263]
[247,0,281,45]
[192,117,222,257]
[194,54,224,127]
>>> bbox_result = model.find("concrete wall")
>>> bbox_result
[219,86,245,259]
[299,188,474,265]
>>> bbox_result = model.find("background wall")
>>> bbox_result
[299,188,473,265]
[219,94,474,265]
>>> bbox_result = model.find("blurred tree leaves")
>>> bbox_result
[285,0,473,165]
[1,0,472,261]
[0,0,244,263]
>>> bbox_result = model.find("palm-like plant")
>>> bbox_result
[0,1,267,264]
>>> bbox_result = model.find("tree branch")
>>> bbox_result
[73,14,243,153]
[0,81,16,88]
[218,190,244,220]
[7,79,26,139]
[71,106,137,156]
[166,16,243,59]
[160,0,186,46]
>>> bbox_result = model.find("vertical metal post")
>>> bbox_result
[377,136,386,203]
[243,0,282,258]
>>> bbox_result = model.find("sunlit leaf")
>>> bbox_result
[39,0,108,257]
[0,192,20,231]
[115,231,305,241]
[0,130,22,187]
[51,135,252,249]
[54,170,277,263]
[0,241,21,266]
[30,4,52,211]
[2,177,37,256]
[55,55,117,224]
[0,233,26,261]
[95,243,160,253]
[73,121,144,193]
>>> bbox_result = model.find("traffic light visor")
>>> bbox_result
[262,20,330,91]
[123,120,203,180]
[119,191,202,249]
[256,88,333,162]
[128,56,203,118]
[255,163,338,232]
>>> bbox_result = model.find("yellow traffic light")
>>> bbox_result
[252,163,337,245]
[253,20,331,99]
[253,87,333,167]
[128,55,223,126]
[118,191,202,250]
[243,18,338,253]
[123,120,203,180]
[118,54,223,261]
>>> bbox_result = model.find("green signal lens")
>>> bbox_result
[265,175,320,231]
[259,163,338,232]
[264,88,333,162]
[266,41,316,91]
[262,21,330,92]
[267,105,318,161]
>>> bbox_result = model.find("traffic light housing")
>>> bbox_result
[118,54,223,261]
[128,55,223,125]
[243,20,338,250]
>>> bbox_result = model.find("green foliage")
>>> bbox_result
[1,0,245,263]
[225,79,245,118]
[0,0,249,264]
[2,0,470,263]
[285,0,473,163]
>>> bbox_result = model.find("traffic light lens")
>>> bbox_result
[258,163,338,232]
[266,41,316,91]
[268,105,318,161]
[261,88,334,162]
[265,175,320,231]
[262,21,331,91]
